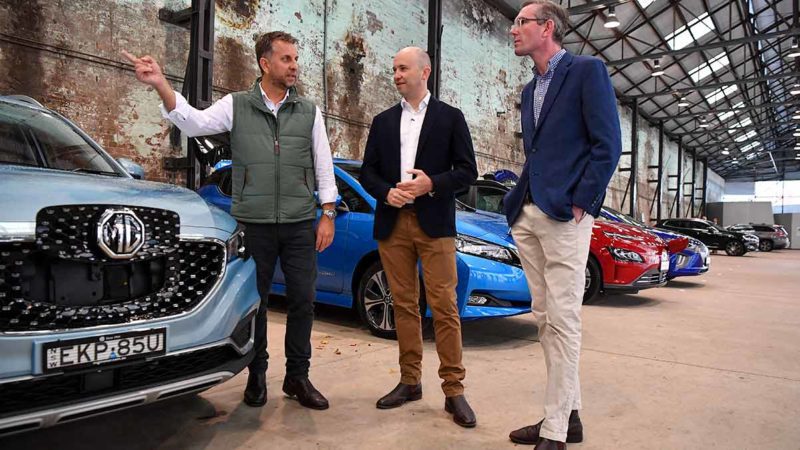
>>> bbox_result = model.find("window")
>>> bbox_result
[335,175,371,213]
[740,141,760,152]
[475,186,507,214]
[717,102,745,122]
[734,130,757,143]
[727,117,752,134]
[705,84,738,105]
[636,0,655,8]
[0,120,37,166]
[665,12,715,50]
[689,52,730,83]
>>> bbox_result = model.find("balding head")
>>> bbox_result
[396,46,431,70]
[393,46,432,103]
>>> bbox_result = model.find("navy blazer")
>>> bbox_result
[360,96,478,240]
[504,52,622,225]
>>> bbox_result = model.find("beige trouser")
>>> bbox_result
[377,209,466,397]
[511,202,593,442]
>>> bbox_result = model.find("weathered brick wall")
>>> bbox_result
[0,0,722,215]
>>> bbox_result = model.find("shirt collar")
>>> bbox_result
[534,48,567,79]
[259,83,290,108]
[400,90,431,113]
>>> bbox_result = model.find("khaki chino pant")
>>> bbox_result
[377,209,466,397]
[511,202,593,442]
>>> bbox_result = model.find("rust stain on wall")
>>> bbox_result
[366,11,384,33]
[215,36,257,92]
[331,31,368,160]
[1,0,46,100]
[294,11,303,22]
[216,0,260,30]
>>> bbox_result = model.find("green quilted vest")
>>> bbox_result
[229,79,317,223]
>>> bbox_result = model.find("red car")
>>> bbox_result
[584,219,687,303]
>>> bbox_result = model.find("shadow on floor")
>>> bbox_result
[589,293,661,308]
[666,279,706,289]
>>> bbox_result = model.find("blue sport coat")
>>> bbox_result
[504,52,622,225]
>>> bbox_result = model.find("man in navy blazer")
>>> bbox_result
[360,47,478,428]
[505,1,621,449]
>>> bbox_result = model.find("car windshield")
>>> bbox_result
[0,101,121,176]
[604,207,645,227]
[335,162,361,181]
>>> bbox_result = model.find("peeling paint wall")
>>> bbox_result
[0,0,723,216]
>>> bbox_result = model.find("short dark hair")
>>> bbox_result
[521,0,569,44]
[255,31,298,72]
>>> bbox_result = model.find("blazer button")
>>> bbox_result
[531,147,538,153]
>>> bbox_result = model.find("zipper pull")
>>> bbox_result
[274,138,280,155]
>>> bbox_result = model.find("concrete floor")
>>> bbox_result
[3,250,800,449]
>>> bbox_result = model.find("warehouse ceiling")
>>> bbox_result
[491,0,800,181]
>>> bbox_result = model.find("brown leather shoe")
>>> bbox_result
[376,383,422,409]
[282,377,329,410]
[509,410,583,444]
[444,395,476,428]
[534,438,566,450]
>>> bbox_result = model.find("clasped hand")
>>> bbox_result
[387,169,433,208]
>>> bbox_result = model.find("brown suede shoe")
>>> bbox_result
[509,410,583,444]
[376,383,422,409]
[534,438,566,450]
[444,395,476,428]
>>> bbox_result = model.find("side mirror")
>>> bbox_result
[117,158,145,179]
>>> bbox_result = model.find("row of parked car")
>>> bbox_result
[0,95,787,436]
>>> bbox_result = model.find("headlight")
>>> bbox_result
[608,246,644,263]
[226,225,247,262]
[455,234,519,266]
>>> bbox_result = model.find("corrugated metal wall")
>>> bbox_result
[0,0,721,221]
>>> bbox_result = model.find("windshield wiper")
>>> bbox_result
[70,168,121,176]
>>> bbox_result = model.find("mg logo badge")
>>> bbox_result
[97,209,145,259]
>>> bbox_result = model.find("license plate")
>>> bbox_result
[660,251,670,271]
[42,328,166,373]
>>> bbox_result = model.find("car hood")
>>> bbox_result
[455,209,514,247]
[595,219,665,247]
[0,165,237,233]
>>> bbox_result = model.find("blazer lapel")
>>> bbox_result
[414,96,440,166]
[532,52,573,141]
[387,104,402,181]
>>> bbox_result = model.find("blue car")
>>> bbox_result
[599,207,709,279]
[0,96,259,435]
[199,159,531,338]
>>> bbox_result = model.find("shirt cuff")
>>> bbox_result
[317,187,339,205]
[159,91,191,121]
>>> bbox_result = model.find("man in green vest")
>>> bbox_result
[123,31,336,410]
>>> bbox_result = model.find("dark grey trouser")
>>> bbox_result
[243,220,316,378]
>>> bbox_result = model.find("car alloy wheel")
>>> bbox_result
[725,240,745,256]
[583,257,602,304]
[356,260,430,339]
[758,239,773,252]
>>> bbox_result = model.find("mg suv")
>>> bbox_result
[0,96,259,436]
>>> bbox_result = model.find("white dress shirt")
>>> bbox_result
[398,91,431,205]
[160,86,338,204]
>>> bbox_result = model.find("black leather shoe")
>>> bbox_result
[282,377,329,410]
[509,410,583,444]
[444,395,476,428]
[376,383,422,409]
[534,438,566,450]
[243,371,267,407]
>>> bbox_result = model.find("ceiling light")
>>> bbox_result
[678,97,689,107]
[651,59,665,77]
[789,38,800,58]
[697,117,709,128]
[791,83,800,96]
[793,113,800,120]
[604,6,620,28]
[721,149,730,155]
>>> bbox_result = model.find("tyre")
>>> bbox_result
[725,240,745,256]
[758,239,773,252]
[583,257,602,304]
[355,260,429,339]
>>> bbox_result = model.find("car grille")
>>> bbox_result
[0,345,240,417]
[633,269,667,287]
[0,205,225,332]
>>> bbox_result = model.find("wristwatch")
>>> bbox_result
[323,209,337,220]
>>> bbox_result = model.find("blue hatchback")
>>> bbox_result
[198,159,531,338]
[599,207,709,279]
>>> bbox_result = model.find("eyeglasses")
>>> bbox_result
[512,16,549,29]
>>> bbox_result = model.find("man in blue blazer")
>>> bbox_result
[504,1,621,449]
[360,47,478,428]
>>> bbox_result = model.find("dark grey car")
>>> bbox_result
[728,223,790,252]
